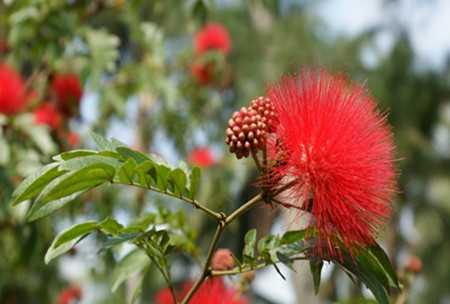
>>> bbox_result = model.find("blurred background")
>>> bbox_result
[1,0,449,303]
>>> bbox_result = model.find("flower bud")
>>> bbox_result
[211,248,235,271]
[405,255,422,274]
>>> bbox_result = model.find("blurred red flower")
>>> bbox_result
[405,255,422,274]
[212,248,235,271]
[57,285,82,304]
[191,62,212,85]
[155,278,247,304]
[51,73,82,116]
[0,63,28,116]
[266,69,396,258]
[188,147,216,168]
[67,132,80,146]
[194,23,231,55]
[34,103,62,129]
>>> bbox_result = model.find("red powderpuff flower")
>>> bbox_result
[188,147,216,168]
[266,69,396,258]
[34,103,62,129]
[155,278,248,304]
[0,63,28,116]
[191,62,212,85]
[51,73,82,115]
[57,286,82,304]
[194,23,231,55]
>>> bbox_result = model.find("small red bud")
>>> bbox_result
[212,248,235,271]
[405,255,422,274]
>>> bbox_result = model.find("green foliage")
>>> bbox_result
[12,133,202,221]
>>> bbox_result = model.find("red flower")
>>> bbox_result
[155,278,247,304]
[57,286,82,304]
[34,103,62,129]
[266,70,396,258]
[188,147,216,168]
[191,63,212,85]
[194,23,231,55]
[51,73,82,115]
[0,63,27,116]
[67,132,80,146]
[212,248,235,271]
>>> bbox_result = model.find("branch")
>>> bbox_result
[211,255,308,276]
[136,240,178,304]
[117,182,223,221]
[181,223,225,304]
[225,193,263,224]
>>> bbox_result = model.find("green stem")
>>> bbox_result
[137,240,178,304]
[225,193,263,224]
[181,223,225,304]
[117,182,222,221]
[211,255,308,276]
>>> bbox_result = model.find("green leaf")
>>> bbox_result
[366,244,399,288]
[357,270,390,304]
[276,251,295,270]
[27,191,84,222]
[169,168,187,196]
[309,260,323,294]
[11,163,65,206]
[45,221,98,264]
[60,155,121,171]
[27,164,115,221]
[135,160,157,187]
[37,163,115,204]
[281,229,308,245]
[116,147,149,163]
[243,229,257,260]
[257,235,279,254]
[90,131,123,150]
[114,158,137,184]
[111,249,150,292]
[53,150,98,161]
[100,233,143,253]
[189,167,201,199]
[339,251,390,304]
[98,217,124,235]
[54,221,98,248]
[155,165,171,191]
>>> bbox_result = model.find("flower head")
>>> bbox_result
[57,285,82,304]
[51,73,82,116]
[212,248,235,271]
[34,103,62,129]
[188,147,216,168]
[266,70,396,257]
[0,63,28,116]
[155,278,247,304]
[194,23,231,55]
